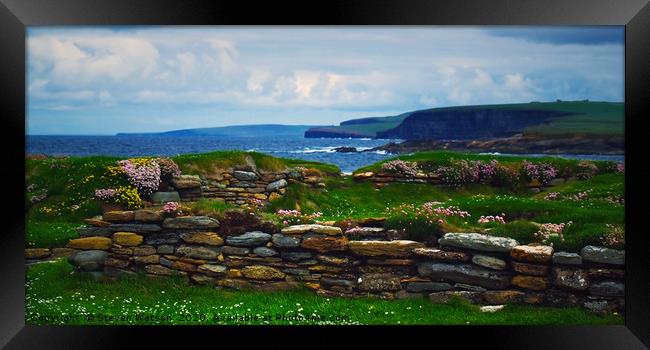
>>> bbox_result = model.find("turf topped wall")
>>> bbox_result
[63,211,625,315]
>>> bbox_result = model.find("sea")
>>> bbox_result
[26,135,624,174]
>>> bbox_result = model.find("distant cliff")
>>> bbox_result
[376,109,572,140]
[303,127,373,138]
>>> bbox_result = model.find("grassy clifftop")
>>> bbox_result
[305,101,623,139]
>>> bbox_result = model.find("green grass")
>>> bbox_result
[26,260,622,326]
[26,220,82,248]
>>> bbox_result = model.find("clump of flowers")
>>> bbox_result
[567,190,591,201]
[576,161,599,180]
[118,158,161,197]
[492,163,521,188]
[163,201,180,213]
[534,222,572,245]
[276,209,323,226]
[478,214,506,224]
[601,224,624,249]
[381,160,419,177]
[244,198,265,212]
[156,157,181,180]
[95,186,142,209]
[438,159,503,187]
[521,161,557,185]
[544,192,561,201]
[616,162,625,174]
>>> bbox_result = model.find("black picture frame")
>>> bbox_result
[2,0,649,348]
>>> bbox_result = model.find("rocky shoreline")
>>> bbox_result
[331,135,625,156]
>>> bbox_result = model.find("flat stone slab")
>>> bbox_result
[281,224,342,236]
[271,234,301,248]
[510,245,553,263]
[406,282,452,293]
[348,240,424,257]
[225,231,271,247]
[472,254,507,270]
[68,250,109,271]
[580,246,625,266]
[589,281,624,297]
[552,267,589,291]
[412,248,471,262]
[266,179,288,192]
[418,262,512,289]
[552,252,583,265]
[438,233,519,253]
[77,226,113,237]
[233,171,258,181]
[108,224,162,233]
[162,216,220,230]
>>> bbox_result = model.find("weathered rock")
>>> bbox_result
[104,257,129,268]
[344,227,385,237]
[480,305,505,313]
[553,253,581,267]
[580,246,625,266]
[180,232,224,246]
[172,175,201,189]
[145,232,180,245]
[283,268,310,276]
[280,251,313,262]
[553,267,589,291]
[112,232,143,246]
[511,275,550,291]
[281,224,342,236]
[589,281,624,297]
[308,265,343,273]
[412,248,471,262]
[271,234,301,248]
[134,210,164,222]
[301,235,348,253]
[255,281,302,292]
[483,290,525,304]
[216,279,252,290]
[454,283,487,292]
[77,226,113,237]
[545,289,579,306]
[68,250,109,271]
[253,247,278,257]
[418,262,512,289]
[159,257,174,267]
[357,217,386,227]
[132,245,157,256]
[108,224,162,233]
[197,264,227,276]
[353,171,374,180]
[50,248,78,259]
[358,273,402,291]
[102,211,135,222]
[191,274,215,284]
[438,233,519,253]
[367,258,414,266]
[162,216,220,230]
[241,265,285,280]
[232,170,258,181]
[133,255,160,265]
[225,231,271,247]
[406,282,452,293]
[145,265,174,276]
[320,278,357,289]
[84,218,112,227]
[171,260,197,272]
[221,246,250,256]
[316,255,350,265]
[151,191,181,203]
[176,245,220,260]
[472,254,507,270]
[156,245,174,254]
[510,245,553,263]
[511,261,549,276]
[67,236,113,250]
[25,248,51,259]
[266,179,288,192]
[395,290,425,299]
[429,291,483,304]
[587,268,625,279]
[583,299,622,314]
[348,240,424,257]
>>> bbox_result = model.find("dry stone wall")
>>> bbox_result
[153,169,324,205]
[65,211,625,315]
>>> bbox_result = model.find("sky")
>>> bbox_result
[27,26,624,135]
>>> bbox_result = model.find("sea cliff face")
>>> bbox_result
[376,109,571,140]
[303,127,373,139]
